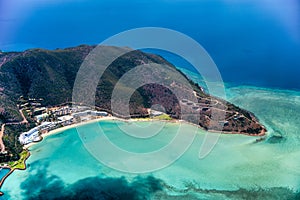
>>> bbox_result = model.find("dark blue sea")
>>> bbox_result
[0,0,300,90]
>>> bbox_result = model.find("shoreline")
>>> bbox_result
[24,116,118,149]
[24,116,267,150]
[0,150,30,195]
[0,116,266,196]
[0,117,117,195]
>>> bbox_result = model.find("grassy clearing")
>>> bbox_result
[153,114,172,120]
[8,150,29,170]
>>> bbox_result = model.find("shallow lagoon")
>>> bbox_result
[0,169,10,183]
[1,85,300,199]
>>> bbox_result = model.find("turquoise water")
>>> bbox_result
[1,1,299,199]
[0,168,10,182]
[1,85,300,199]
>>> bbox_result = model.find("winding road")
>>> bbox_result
[0,124,5,153]
[0,110,28,152]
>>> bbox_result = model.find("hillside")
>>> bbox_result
[0,45,266,134]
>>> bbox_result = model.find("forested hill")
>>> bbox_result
[0,45,266,134]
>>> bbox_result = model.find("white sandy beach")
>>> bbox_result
[23,116,118,149]
[23,115,264,150]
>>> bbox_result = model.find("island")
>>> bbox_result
[0,45,267,194]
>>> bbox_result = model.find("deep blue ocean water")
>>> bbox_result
[1,0,300,90]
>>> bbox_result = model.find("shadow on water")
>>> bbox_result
[154,180,300,200]
[3,160,299,200]
[17,160,163,200]
[267,134,286,144]
[265,125,287,144]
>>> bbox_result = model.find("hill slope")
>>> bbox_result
[0,45,266,134]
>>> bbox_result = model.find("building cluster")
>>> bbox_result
[72,110,108,121]
[181,99,211,112]
[19,122,54,145]
[149,110,164,117]
[18,101,109,145]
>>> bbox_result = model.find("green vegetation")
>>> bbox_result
[153,114,172,120]
[0,124,33,163]
[8,150,29,170]
[0,45,266,136]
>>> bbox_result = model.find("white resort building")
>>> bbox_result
[19,108,108,145]
[72,110,108,118]
[19,127,39,145]
[19,122,55,145]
